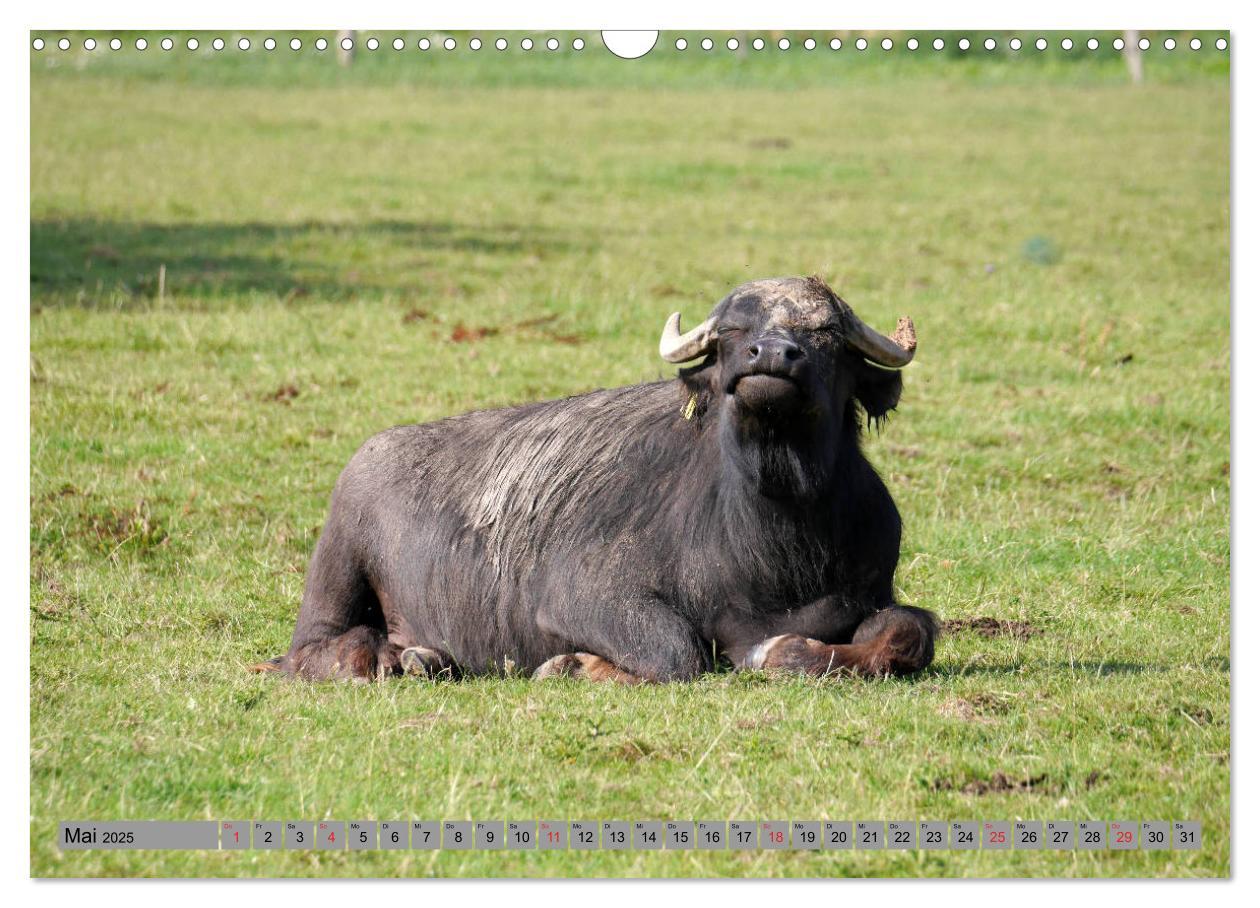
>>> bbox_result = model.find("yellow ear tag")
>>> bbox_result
[682,395,698,420]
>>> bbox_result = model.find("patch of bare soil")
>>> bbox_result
[932,772,1050,795]
[267,384,299,403]
[941,616,1042,640]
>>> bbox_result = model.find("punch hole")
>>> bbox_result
[1138,37,1150,50]
[264,37,277,50]
[1010,38,1022,50]
[32,37,44,50]
[907,38,919,50]
[340,37,352,51]
[111,38,122,50]
[1113,37,1124,50]
[803,37,816,50]
[161,37,173,51]
[418,38,431,50]
[601,30,656,58]
[932,38,944,51]
[1216,38,1227,50]
[984,37,996,51]
[136,37,148,50]
[58,37,70,50]
[881,38,893,51]
[703,38,715,51]
[365,37,378,51]
[777,38,789,50]
[1164,38,1176,50]
[471,38,483,50]
[186,37,197,50]
[958,38,970,51]
[1087,38,1099,50]
[1061,38,1073,51]
[239,38,251,51]
[521,38,533,50]
[547,38,558,50]
[84,37,97,50]
[314,37,326,51]
[393,37,405,51]
[572,38,584,50]
[214,38,226,51]
[856,38,868,50]
[754,38,765,50]
[290,38,302,51]
[445,38,457,51]
[1190,38,1202,50]
[727,38,739,51]
[829,38,841,50]
[495,38,507,51]
[675,38,687,50]
[1035,38,1047,51]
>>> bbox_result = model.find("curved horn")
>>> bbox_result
[846,314,917,369]
[659,312,718,363]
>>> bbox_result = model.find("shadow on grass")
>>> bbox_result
[30,217,591,309]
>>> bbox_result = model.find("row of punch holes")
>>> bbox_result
[32,34,1230,53]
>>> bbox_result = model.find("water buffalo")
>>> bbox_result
[254,276,936,683]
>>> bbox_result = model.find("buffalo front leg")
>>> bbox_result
[251,625,403,683]
[533,592,709,683]
[741,605,937,677]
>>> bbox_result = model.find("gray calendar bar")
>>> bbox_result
[53,819,1206,851]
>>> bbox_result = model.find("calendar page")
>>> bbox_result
[27,22,1230,881]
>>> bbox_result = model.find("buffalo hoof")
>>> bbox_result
[400,646,454,679]
[532,653,647,683]
[532,653,587,679]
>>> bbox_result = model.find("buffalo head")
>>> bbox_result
[660,276,916,498]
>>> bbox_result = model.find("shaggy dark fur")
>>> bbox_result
[256,276,937,683]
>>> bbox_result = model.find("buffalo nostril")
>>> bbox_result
[748,345,760,359]
[784,344,803,361]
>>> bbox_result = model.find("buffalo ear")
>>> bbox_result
[852,359,904,426]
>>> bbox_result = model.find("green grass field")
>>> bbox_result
[29,32,1230,877]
